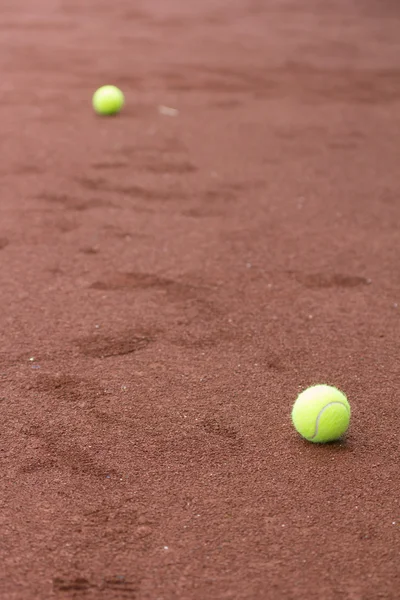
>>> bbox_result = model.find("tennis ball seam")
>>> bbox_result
[309,401,350,440]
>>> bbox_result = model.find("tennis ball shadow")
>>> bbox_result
[95,113,122,118]
[299,435,353,452]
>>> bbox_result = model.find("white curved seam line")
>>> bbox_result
[309,401,350,440]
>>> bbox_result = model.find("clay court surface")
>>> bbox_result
[1,0,400,598]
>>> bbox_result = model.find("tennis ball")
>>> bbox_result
[92,85,124,115]
[291,384,350,443]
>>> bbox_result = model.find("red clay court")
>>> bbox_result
[1,1,399,598]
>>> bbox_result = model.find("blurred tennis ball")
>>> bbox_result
[92,85,124,116]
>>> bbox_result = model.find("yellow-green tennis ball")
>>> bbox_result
[291,384,350,443]
[92,85,124,115]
